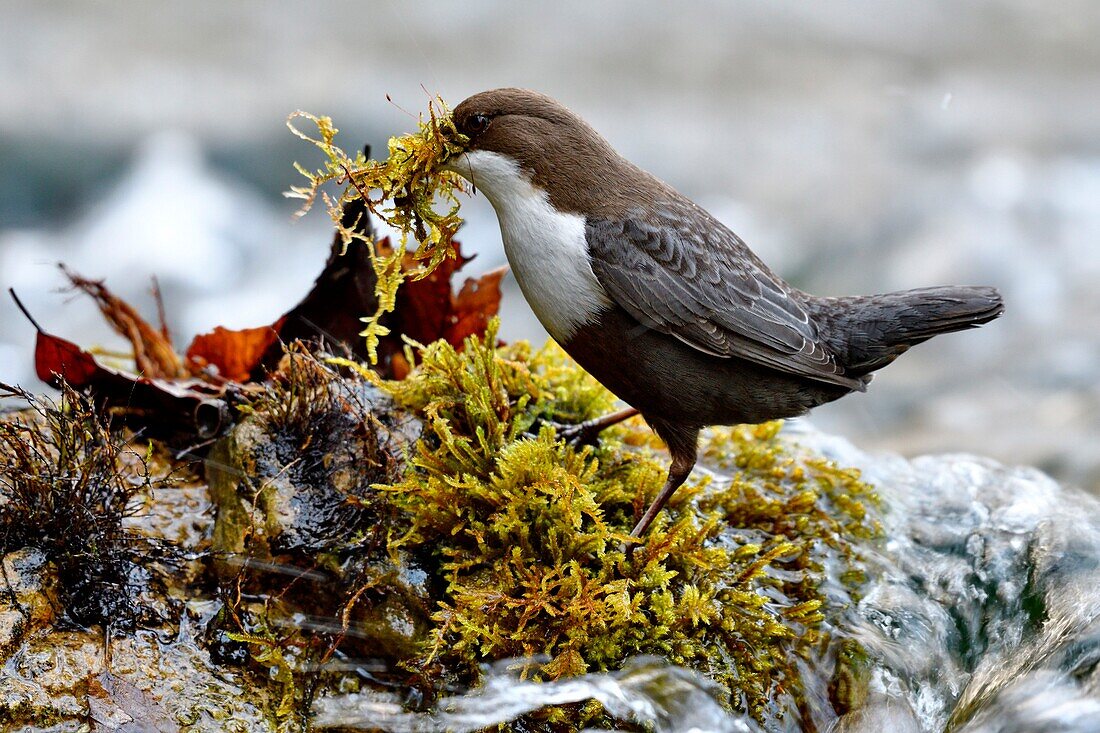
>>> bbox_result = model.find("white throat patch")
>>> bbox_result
[446,150,612,342]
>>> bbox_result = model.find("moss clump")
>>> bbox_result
[0,384,168,628]
[380,322,880,724]
[286,101,470,363]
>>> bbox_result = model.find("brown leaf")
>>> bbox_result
[10,289,230,438]
[389,351,412,381]
[186,320,285,383]
[34,331,101,388]
[251,197,382,377]
[392,241,474,346]
[87,671,181,733]
[382,238,505,371]
[61,265,186,379]
[445,266,507,346]
[14,174,503,440]
[241,196,504,380]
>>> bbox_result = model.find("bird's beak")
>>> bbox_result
[436,120,470,174]
[440,152,473,181]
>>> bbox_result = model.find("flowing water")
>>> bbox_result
[314,424,1100,732]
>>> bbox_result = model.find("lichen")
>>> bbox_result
[378,321,881,725]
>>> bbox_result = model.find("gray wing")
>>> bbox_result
[586,203,864,390]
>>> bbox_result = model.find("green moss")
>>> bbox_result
[286,102,470,363]
[226,625,312,731]
[378,321,881,724]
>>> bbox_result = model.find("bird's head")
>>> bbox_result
[443,88,631,214]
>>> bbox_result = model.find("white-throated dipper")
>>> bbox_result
[442,88,1004,542]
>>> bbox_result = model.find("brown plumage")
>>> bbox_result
[445,88,1005,542]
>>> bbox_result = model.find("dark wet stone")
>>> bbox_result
[207,379,419,565]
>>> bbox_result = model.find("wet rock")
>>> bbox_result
[338,554,434,662]
[0,548,58,660]
[781,423,1100,733]
[207,375,419,566]
[204,366,433,670]
[9,349,1100,732]
[309,422,1100,733]
[86,671,182,732]
[0,622,271,730]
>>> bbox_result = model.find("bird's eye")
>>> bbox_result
[468,114,491,134]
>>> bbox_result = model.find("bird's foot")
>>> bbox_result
[527,407,642,446]
[521,418,603,446]
[544,418,607,447]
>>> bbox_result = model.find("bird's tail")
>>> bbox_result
[807,286,1005,378]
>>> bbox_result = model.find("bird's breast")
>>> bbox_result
[497,201,613,342]
[459,150,613,342]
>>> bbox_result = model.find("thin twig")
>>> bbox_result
[9,289,45,333]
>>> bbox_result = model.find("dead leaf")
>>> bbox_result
[391,240,474,347]
[11,291,230,437]
[87,671,181,733]
[34,330,101,388]
[62,265,186,380]
[237,196,505,380]
[445,266,507,346]
[12,169,505,439]
[186,320,285,382]
[376,239,505,378]
[250,197,382,378]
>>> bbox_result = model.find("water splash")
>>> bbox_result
[313,657,760,733]
[796,423,1100,733]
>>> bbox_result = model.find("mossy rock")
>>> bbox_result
[1,331,882,731]
[370,321,882,727]
[0,549,58,661]
[0,627,272,730]
[207,354,419,566]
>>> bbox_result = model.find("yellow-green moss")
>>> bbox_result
[286,102,470,363]
[379,321,880,723]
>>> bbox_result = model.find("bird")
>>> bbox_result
[441,88,1004,543]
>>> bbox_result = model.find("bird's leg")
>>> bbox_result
[548,407,640,446]
[628,449,696,540]
[625,423,700,554]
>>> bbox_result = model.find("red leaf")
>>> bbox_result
[29,327,230,436]
[445,266,507,346]
[186,320,285,383]
[395,245,474,346]
[34,332,101,388]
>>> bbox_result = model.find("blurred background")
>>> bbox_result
[1,1,1098,490]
